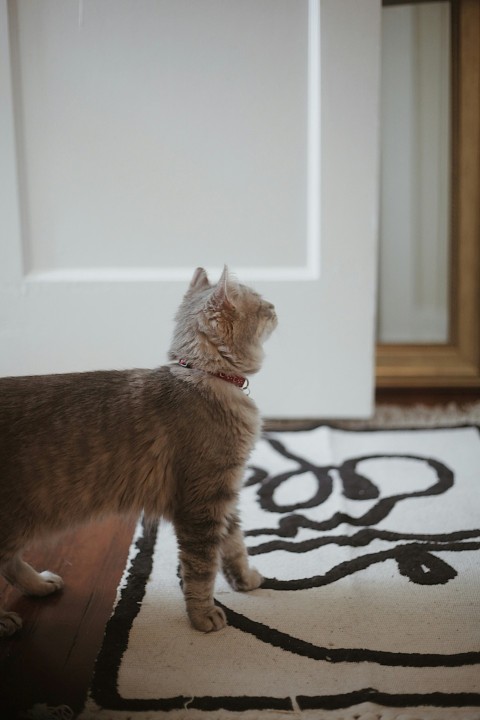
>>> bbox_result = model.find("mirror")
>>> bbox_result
[377,1,451,344]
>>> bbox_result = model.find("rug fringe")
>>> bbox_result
[345,400,480,429]
[265,401,480,431]
[21,704,74,720]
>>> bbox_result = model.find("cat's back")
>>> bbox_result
[0,369,145,424]
[0,369,157,465]
[0,366,261,484]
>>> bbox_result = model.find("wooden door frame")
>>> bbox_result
[376,0,480,388]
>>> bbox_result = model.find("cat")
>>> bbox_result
[0,266,277,637]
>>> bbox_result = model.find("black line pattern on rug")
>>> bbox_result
[88,516,293,714]
[218,434,480,670]
[88,427,480,714]
[296,690,480,711]
[245,438,480,590]
[89,518,161,710]
[215,598,480,667]
[257,541,480,590]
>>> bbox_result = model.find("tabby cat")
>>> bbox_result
[0,267,277,636]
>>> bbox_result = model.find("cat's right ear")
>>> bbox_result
[189,267,210,293]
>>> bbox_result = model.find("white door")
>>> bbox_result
[0,0,380,418]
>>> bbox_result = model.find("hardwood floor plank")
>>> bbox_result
[0,516,136,718]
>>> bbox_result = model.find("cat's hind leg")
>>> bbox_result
[0,609,22,638]
[2,555,64,597]
[221,512,263,592]
[0,556,63,637]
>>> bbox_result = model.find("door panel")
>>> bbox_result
[0,0,380,417]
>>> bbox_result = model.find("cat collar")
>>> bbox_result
[178,359,250,393]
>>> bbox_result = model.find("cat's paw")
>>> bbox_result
[0,611,22,638]
[229,567,263,592]
[189,605,227,633]
[32,571,64,597]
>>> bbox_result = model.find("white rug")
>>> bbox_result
[81,425,480,720]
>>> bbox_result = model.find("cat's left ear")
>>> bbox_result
[189,267,211,293]
[209,265,235,312]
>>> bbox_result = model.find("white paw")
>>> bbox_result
[0,611,22,638]
[34,571,64,596]
[189,605,227,633]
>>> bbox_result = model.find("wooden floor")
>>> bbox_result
[1,389,479,718]
[0,516,137,718]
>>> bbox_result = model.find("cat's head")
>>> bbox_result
[168,266,277,375]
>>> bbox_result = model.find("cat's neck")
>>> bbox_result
[176,359,249,392]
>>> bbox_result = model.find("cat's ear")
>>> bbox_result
[209,265,235,313]
[189,267,211,293]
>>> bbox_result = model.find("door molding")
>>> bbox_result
[376,0,480,388]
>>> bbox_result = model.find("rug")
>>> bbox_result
[81,425,480,720]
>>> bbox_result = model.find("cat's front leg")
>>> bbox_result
[221,512,263,592]
[174,520,226,633]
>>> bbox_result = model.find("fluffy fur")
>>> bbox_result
[0,267,277,636]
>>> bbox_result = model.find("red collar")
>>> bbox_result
[178,359,249,391]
